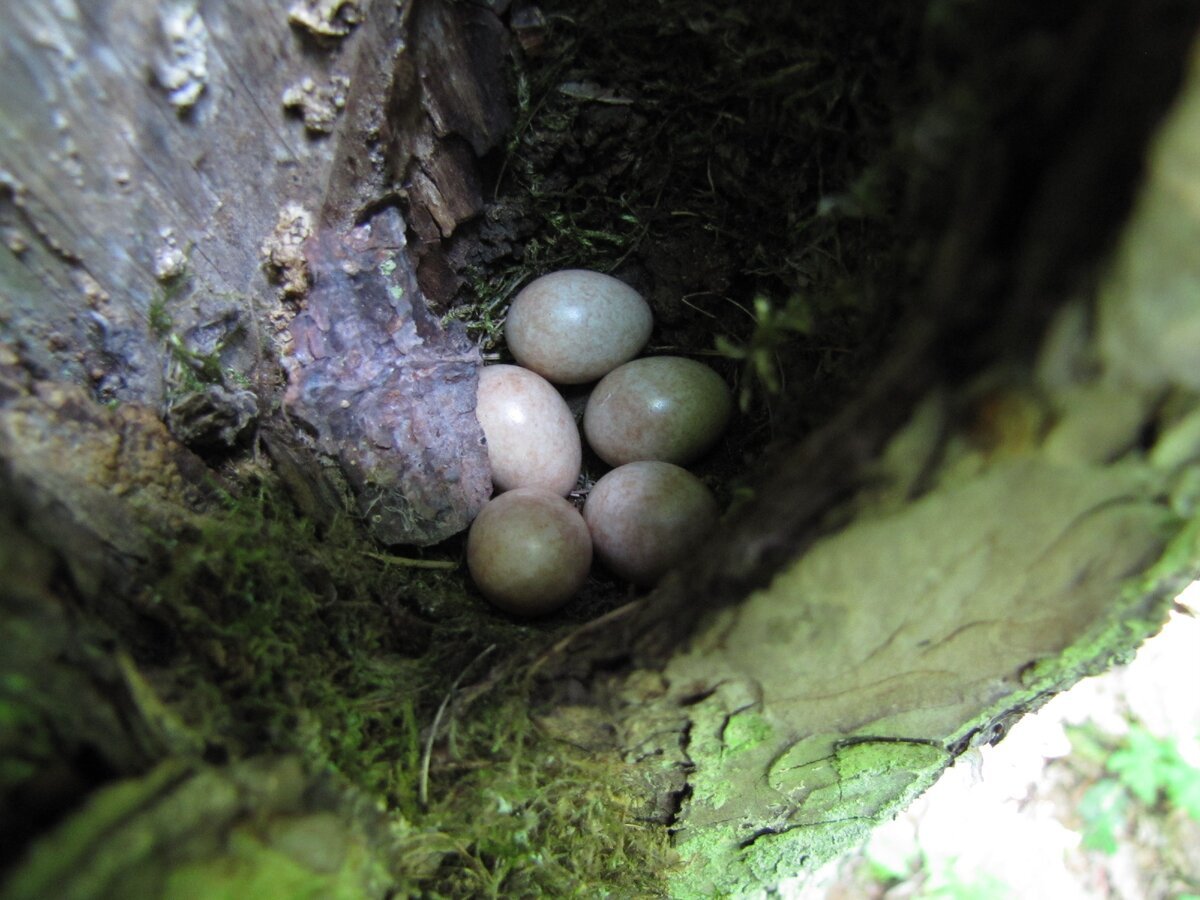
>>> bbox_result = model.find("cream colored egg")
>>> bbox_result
[505,269,653,384]
[583,461,718,587]
[476,365,581,496]
[467,488,593,616]
[583,356,733,466]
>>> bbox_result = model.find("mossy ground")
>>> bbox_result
[130,473,676,896]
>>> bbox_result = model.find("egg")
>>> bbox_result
[467,488,593,616]
[583,356,733,466]
[476,365,581,495]
[505,269,653,384]
[583,461,718,587]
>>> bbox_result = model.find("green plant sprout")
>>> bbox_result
[1071,722,1200,855]
[715,294,813,411]
[146,243,195,336]
[145,257,250,397]
[166,332,227,389]
[920,861,1011,900]
[441,267,523,351]
[863,827,1015,900]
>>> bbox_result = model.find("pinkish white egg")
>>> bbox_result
[476,364,581,496]
[583,356,733,466]
[505,269,653,384]
[467,488,593,616]
[583,461,718,587]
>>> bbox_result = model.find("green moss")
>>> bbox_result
[177,413,1183,900]
[424,695,677,897]
[671,737,950,900]
[165,332,233,393]
[832,740,946,781]
[147,260,190,338]
[148,480,431,797]
[146,268,250,399]
[147,292,174,338]
[0,757,415,900]
[440,269,515,351]
[714,295,814,412]
[129,476,673,897]
[723,711,774,755]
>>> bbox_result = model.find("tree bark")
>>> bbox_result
[2,1,1200,898]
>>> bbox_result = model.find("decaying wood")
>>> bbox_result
[0,0,508,545]
[530,11,1200,895]
[272,0,511,543]
[0,360,220,607]
[0,358,222,870]
[3,1,1200,897]
[0,0,509,884]
[0,757,432,899]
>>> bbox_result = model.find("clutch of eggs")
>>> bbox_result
[469,269,730,615]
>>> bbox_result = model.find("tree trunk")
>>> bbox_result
[3,1,1200,897]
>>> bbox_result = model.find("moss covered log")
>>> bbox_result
[3,0,1200,897]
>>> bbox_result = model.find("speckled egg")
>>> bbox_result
[583,461,718,587]
[583,356,733,466]
[476,365,581,496]
[467,488,593,616]
[505,269,653,384]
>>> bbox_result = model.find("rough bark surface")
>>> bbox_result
[1,0,510,886]
[284,210,491,544]
[0,0,504,545]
